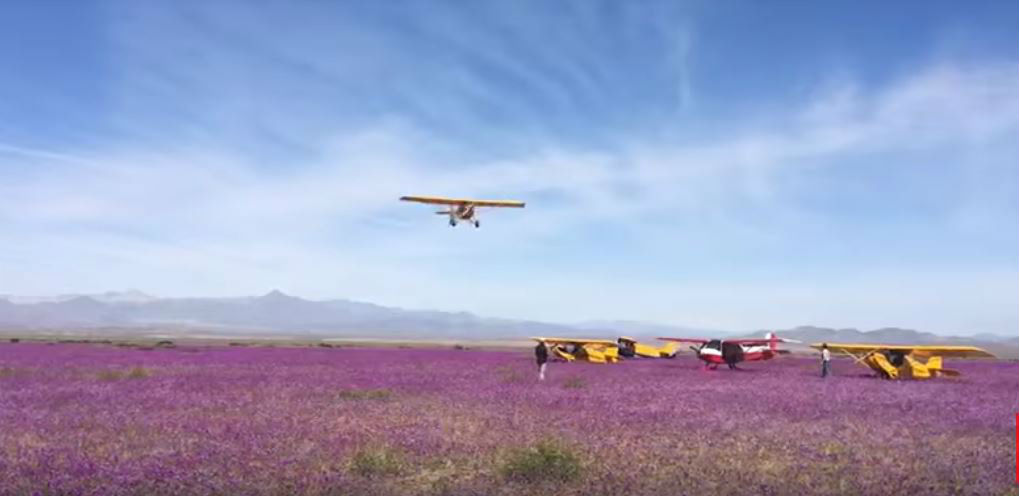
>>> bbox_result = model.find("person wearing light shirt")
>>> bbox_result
[820,343,832,378]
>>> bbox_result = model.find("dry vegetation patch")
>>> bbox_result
[0,367,26,379]
[561,376,586,389]
[96,367,152,381]
[348,446,406,478]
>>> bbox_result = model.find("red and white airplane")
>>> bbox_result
[658,333,799,370]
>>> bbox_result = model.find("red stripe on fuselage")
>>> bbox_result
[696,349,775,364]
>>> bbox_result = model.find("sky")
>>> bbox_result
[1,1,1016,335]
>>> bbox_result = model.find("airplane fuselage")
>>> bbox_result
[440,204,480,227]
[695,339,777,368]
[697,346,776,363]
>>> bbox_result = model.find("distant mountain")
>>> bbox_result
[0,290,575,339]
[0,290,155,305]
[967,332,1017,343]
[742,325,1010,346]
[91,290,157,304]
[0,291,1014,353]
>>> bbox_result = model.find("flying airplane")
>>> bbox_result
[658,333,799,370]
[532,337,620,364]
[616,336,679,358]
[810,343,995,380]
[399,195,525,227]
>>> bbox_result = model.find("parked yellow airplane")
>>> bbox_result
[616,336,679,358]
[532,337,620,364]
[400,195,525,227]
[811,343,995,380]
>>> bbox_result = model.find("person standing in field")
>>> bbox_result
[535,341,549,381]
[820,343,831,378]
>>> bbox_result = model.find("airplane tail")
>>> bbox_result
[925,356,960,377]
[766,332,800,352]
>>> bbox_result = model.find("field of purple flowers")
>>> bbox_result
[0,342,1015,495]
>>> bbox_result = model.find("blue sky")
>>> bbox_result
[1,1,1016,335]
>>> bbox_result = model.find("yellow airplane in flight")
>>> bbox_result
[532,337,620,364]
[400,195,525,227]
[811,343,995,379]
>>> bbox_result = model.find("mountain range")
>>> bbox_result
[0,290,576,339]
[0,291,1014,353]
[735,325,1018,349]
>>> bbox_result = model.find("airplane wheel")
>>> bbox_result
[449,220,456,227]
[474,220,480,228]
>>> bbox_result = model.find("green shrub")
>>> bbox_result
[96,367,151,381]
[336,389,392,401]
[500,441,583,483]
[349,446,405,478]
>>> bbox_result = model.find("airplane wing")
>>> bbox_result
[657,337,710,344]
[729,338,766,346]
[532,337,618,346]
[400,195,525,208]
[728,337,800,345]
[809,343,996,359]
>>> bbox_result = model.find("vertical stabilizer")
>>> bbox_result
[925,356,960,377]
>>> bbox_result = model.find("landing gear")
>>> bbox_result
[449,219,457,227]
[474,220,480,228]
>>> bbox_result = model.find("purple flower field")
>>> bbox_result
[0,343,1015,495]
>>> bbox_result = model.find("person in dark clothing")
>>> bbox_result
[535,341,549,381]
[722,341,744,370]
[821,343,831,378]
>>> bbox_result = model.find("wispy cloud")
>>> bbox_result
[0,2,1015,334]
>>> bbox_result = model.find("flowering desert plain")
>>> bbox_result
[0,342,1015,495]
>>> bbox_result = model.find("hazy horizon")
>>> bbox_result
[2,2,1016,335]
[0,288,1013,339]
